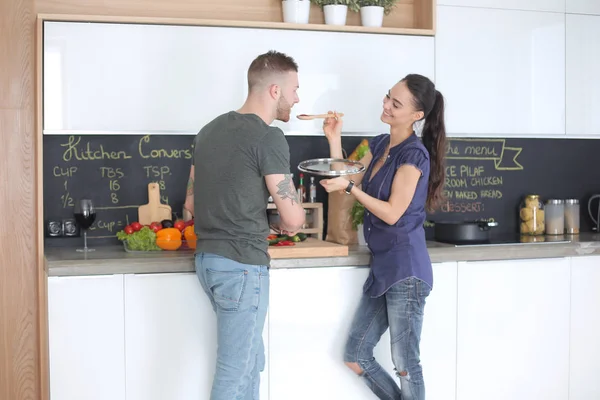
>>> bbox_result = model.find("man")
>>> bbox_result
[183,50,305,400]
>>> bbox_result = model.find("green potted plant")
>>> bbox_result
[311,0,359,26]
[350,0,398,27]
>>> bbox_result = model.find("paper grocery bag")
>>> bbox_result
[326,150,372,245]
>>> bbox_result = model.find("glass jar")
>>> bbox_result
[302,209,312,230]
[520,235,545,243]
[520,194,545,235]
[564,199,580,234]
[544,199,564,235]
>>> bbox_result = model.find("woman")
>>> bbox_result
[320,74,446,400]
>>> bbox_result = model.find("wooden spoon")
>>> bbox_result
[297,113,345,120]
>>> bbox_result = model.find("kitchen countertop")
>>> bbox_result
[45,233,600,277]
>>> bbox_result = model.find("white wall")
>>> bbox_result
[438,0,565,12]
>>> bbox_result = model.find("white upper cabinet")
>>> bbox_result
[435,6,566,136]
[438,0,565,12]
[566,14,600,135]
[567,0,600,15]
[43,21,434,136]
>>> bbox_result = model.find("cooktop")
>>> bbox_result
[437,234,573,247]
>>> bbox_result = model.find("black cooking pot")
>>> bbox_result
[433,220,499,244]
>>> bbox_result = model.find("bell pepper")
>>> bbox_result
[184,225,197,249]
[156,227,182,251]
[268,234,285,245]
[274,240,295,246]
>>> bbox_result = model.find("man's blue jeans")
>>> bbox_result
[195,252,269,400]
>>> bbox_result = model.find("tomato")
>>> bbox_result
[131,222,142,232]
[267,234,277,240]
[124,225,134,235]
[150,222,162,233]
[174,219,185,231]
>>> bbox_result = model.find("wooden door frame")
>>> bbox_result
[36,15,50,400]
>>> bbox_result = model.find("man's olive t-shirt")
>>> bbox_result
[192,111,290,266]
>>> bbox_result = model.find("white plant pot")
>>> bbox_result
[357,224,367,246]
[360,6,384,27]
[323,4,348,26]
[282,0,311,24]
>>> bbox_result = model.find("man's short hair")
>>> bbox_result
[247,50,298,92]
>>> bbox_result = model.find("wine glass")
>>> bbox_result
[74,199,96,252]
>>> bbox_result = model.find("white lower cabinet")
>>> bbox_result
[268,263,457,400]
[421,262,458,400]
[47,255,600,400]
[569,256,600,400]
[123,272,269,400]
[48,275,126,400]
[456,258,570,400]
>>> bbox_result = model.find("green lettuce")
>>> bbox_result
[117,226,161,251]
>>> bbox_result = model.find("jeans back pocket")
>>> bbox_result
[206,268,248,312]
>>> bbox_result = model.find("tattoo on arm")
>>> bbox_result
[276,174,300,205]
[186,176,194,196]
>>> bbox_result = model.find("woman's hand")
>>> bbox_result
[323,111,343,144]
[320,177,350,193]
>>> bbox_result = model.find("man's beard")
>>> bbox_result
[275,96,292,123]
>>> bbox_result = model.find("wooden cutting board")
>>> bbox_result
[268,238,348,259]
[138,182,172,225]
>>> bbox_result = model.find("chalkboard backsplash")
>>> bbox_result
[43,134,600,245]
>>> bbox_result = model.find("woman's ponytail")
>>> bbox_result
[402,74,447,211]
[421,90,447,212]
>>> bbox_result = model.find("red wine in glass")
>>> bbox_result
[74,212,96,229]
[74,199,96,252]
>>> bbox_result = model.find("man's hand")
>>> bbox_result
[269,224,297,237]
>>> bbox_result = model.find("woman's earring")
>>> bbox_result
[413,119,425,135]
